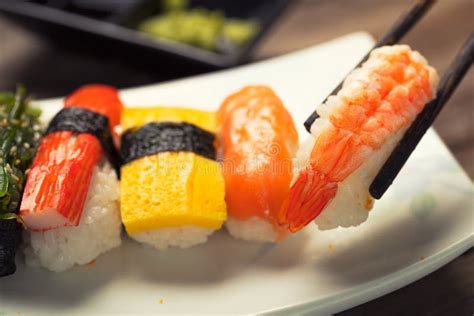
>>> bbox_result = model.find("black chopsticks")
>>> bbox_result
[304,0,435,132]
[369,34,474,199]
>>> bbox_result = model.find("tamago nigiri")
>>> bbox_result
[120,107,226,250]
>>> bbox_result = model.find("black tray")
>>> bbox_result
[0,0,290,70]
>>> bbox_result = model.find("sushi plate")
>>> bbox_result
[1,32,473,315]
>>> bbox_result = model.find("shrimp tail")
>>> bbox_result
[279,168,337,233]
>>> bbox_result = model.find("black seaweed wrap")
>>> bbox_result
[0,220,21,276]
[121,122,216,165]
[46,107,121,175]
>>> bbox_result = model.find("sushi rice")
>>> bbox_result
[23,162,121,272]
[226,217,277,242]
[131,226,214,250]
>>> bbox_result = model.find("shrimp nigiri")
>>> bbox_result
[278,45,439,232]
[217,86,298,242]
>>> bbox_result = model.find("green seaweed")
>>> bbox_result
[137,1,259,52]
[0,86,42,225]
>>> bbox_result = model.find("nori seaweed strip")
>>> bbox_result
[121,122,215,165]
[45,107,121,175]
[304,0,434,132]
[369,34,474,199]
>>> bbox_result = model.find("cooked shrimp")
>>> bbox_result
[278,45,438,232]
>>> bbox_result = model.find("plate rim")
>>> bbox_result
[262,235,473,315]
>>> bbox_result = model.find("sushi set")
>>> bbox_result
[0,31,473,315]
[1,42,440,272]
[1,0,473,312]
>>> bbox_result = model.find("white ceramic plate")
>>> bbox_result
[1,32,473,315]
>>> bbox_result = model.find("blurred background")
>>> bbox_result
[0,0,472,314]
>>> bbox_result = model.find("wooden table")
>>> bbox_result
[0,0,472,314]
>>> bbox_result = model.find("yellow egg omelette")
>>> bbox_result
[120,107,226,250]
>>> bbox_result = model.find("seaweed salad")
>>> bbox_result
[0,86,42,277]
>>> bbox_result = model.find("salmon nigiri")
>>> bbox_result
[217,86,298,242]
[20,85,123,272]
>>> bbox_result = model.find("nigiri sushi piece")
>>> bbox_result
[20,85,123,272]
[0,87,42,277]
[217,86,298,242]
[120,107,226,250]
[279,45,439,232]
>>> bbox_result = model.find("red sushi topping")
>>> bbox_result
[20,85,123,231]
[65,85,122,130]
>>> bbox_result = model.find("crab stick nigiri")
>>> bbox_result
[20,85,123,272]
[279,45,439,232]
[217,86,298,242]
